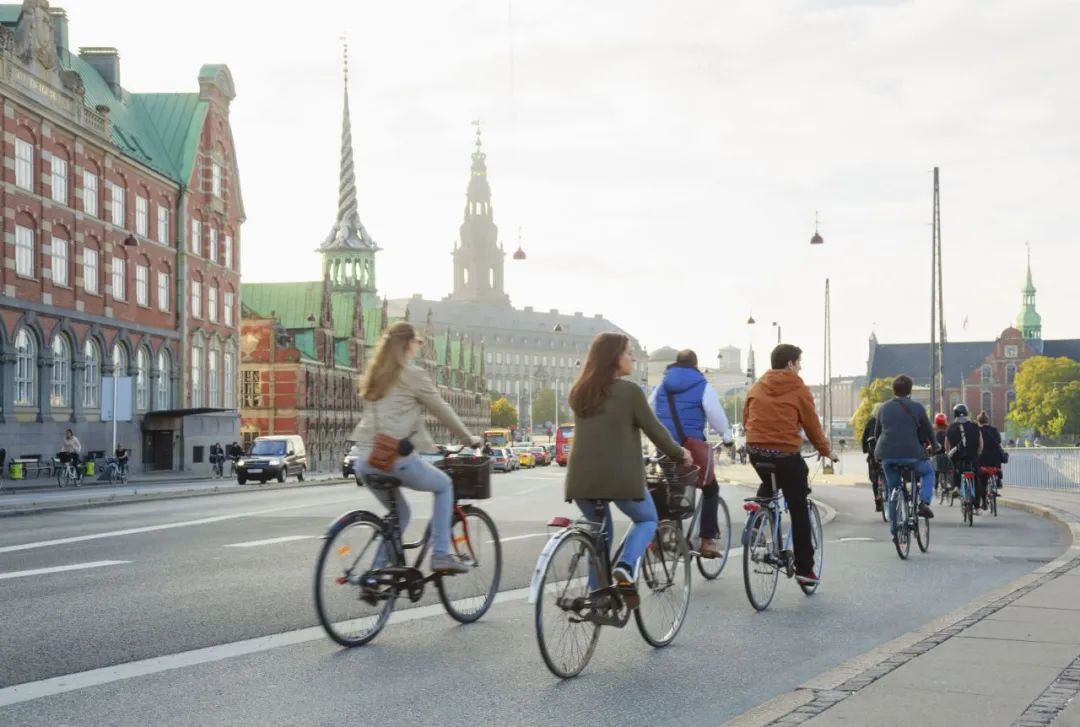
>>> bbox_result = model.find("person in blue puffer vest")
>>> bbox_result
[649,350,734,558]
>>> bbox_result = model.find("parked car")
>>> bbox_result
[491,447,513,473]
[237,435,307,485]
[513,446,536,469]
[530,446,550,466]
[342,441,359,478]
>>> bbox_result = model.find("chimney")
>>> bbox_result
[49,9,68,57]
[79,47,121,97]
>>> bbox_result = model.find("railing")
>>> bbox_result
[1002,448,1080,490]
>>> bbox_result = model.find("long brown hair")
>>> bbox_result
[569,332,629,418]
[361,322,418,401]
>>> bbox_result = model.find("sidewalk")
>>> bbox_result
[724,487,1080,727]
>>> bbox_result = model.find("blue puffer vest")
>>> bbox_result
[655,364,708,442]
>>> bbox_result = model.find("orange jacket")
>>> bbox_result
[743,369,831,456]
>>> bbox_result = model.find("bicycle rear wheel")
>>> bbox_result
[534,531,602,679]
[635,520,692,647]
[437,505,502,623]
[800,502,824,595]
[893,493,911,560]
[743,508,779,611]
[696,497,731,580]
[314,512,397,647]
[916,505,930,553]
[988,478,998,517]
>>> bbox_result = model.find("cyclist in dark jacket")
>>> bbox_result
[976,411,1004,508]
[946,404,984,512]
[861,403,884,511]
[873,376,937,521]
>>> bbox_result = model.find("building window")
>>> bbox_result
[191,340,204,407]
[191,280,202,318]
[190,219,201,256]
[136,348,150,410]
[83,171,99,217]
[224,291,234,326]
[981,391,992,421]
[16,225,34,277]
[51,156,68,205]
[84,339,101,408]
[110,182,125,226]
[51,237,69,286]
[209,228,218,264]
[135,196,149,236]
[157,350,171,409]
[84,248,99,294]
[208,286,218,323]
[212,161,222,197]
[51,335,71,407]
[242,370,261,407]
[136,264,149,306]
[1007,390,1016,414]
[157,272,169,312]
[496,352,503,364]
[208,346,220,407]
[15,329,36,406]
[112,257,126,301]
[224,234,233,269]
[157,205,169,244]
[15,138,33,190]
[224,350,236,408]
[113,345,129,377]
[1006,364,1016,385]
[980,364,992,384]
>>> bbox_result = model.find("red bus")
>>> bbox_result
[555,424,574,467]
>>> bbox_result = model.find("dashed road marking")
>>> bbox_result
[0,560,131,581]
[224,536,317,548]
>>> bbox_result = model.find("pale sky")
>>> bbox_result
[61,0,1080,385]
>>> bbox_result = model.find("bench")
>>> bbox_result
[15,454,53,479]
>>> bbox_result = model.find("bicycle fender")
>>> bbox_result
[527,529,570,605]
[322,510,366,540]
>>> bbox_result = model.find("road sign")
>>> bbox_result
[101,377,134,422]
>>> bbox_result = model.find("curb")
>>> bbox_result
[0,477,353,517]
[719,494,1080,727]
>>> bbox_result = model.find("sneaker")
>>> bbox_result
[795,571,820,585]
[612,562,635,586]
[698,538,719,559]
[917,504,935,519]
[431,554,470,575]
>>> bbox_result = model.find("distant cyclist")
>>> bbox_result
[873,375,936,521]
[976,411,1005,507]
[932,413,952,496]
[945,404,984,513]
[861,402,884,511]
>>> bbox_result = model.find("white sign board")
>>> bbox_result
[101,377,134,422]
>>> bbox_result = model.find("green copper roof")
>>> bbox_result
[0,6,20,23]
[334,339,351,367]
[134,93,209,185]
[243,282,324,329]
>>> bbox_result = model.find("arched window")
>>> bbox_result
[981,391,993,422]
[15,329,37,406]
[1006,364,1016,385]
[51,335,71,407]
[157,349,171,410]
[113,343,128,376]
[84,340,101,407]
[208,342,220,407]
[136,347,150,410]
[1007,390,1016,414]
[191,338,204,407]
[980,365,992,384]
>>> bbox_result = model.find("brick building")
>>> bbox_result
[0,2,242,471]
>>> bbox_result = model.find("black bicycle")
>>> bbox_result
[314,450,502,647]
[885,464,930,559]
[980,466,1000,517]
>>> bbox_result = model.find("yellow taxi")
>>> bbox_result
[513,446,536,469]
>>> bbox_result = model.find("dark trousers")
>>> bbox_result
[700,482,721,539]
[751,453,814,575]
[975,470,994,509]
[868,458,882,502]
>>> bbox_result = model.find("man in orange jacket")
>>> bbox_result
[743,343,836,585]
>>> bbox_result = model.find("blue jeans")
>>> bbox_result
[575,492,658,578]
[356,454,455,558]
[882,458,935,520]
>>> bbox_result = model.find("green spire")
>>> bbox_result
[1017,244,1041,341]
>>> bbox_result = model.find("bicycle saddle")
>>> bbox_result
[363,473,401,490]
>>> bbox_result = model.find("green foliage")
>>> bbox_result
[490,397,518,428]
[850,378,895,443]
[1008,357,1080,438]
[531,388,556,428]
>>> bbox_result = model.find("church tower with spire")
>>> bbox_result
[319,40,379,309]
[449,125,510,305]
[1017,246,1043,351]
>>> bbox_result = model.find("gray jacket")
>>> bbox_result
[348,364,473,455]
[873,397,934,461]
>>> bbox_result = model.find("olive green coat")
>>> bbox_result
[564,379,684,501]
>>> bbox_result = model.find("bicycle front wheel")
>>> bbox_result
[877,474,888,522]
[800,502,824,595]
[437,505,502,623]
[697,497,731,581]
[314,511,397,647]
[534,531,602,679]
[893,494,911,560]
[635,520,692,647]
[743,508,779,611]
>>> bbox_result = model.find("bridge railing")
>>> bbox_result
[1002,448,1080,490]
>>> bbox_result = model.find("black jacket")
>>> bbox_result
[978,425,1004,468]
[861,418,876,457]
[946,419,982,463]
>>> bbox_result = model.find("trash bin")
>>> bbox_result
[9,462,23,480]
[84,460,95,476]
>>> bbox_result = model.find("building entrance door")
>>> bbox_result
[142,431,174,470]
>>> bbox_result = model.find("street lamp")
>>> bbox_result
[110,233,139,459]
[772,321,782,344]
[512,226,526,260]
[810,211,824,245]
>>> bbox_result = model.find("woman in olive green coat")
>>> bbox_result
[565,332,692,589]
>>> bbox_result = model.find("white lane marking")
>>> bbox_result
[0,584,532,708]
[0,561,131,581]
[514,485,551,496]
[836,537,875,542]
[224,536,317,548]
[0,499,354,555]
[487,532,549,544]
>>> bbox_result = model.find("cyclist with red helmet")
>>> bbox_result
[932,412,952,496]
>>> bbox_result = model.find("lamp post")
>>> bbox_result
[772,321,782,345]
[111,233,139,457]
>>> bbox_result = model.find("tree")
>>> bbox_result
[850,378,894,445]
[531,388,555,429]
[1008,356,1080,439]
[490,397,518,428]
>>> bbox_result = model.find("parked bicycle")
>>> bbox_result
[885,463,930,559]
[741,456,824,612]
[314,448,501,647]
[55,452,82,488]
[530,470,694,678]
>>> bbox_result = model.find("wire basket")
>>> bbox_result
[436,455,492,500]
[646,458,700,520]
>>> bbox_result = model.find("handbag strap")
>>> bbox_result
[664,386,687,444]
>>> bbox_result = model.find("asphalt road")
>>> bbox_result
[0,464,1066,726]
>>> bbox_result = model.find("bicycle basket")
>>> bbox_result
[647,459,699,520]
[437,455,492,500]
